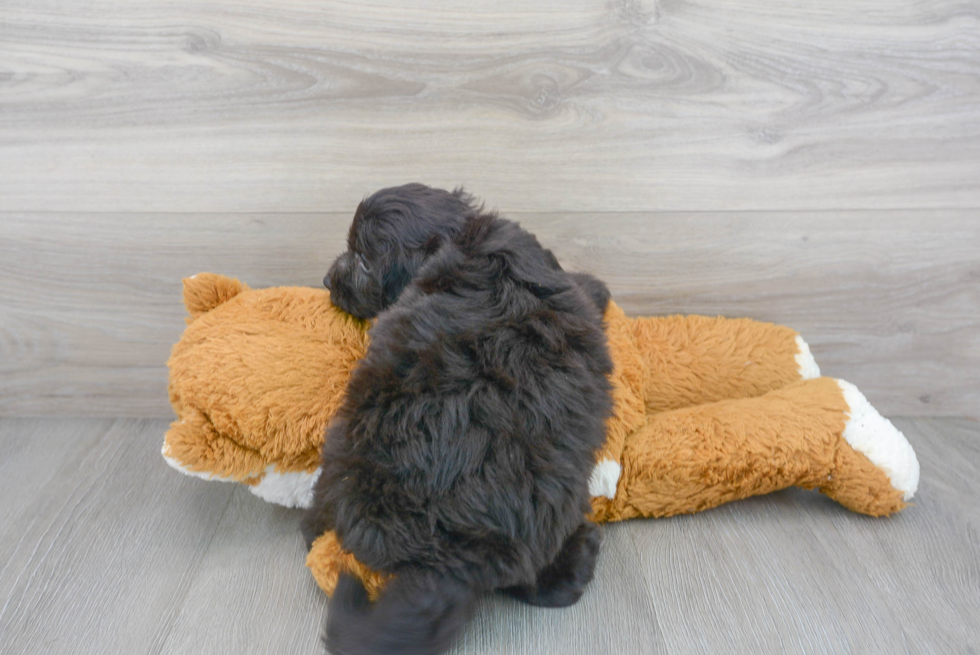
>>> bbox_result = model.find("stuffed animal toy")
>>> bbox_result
[163,273,919,599]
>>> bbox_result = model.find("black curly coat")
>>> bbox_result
[303,184,614,655]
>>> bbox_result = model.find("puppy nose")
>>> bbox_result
[323,274,331,290]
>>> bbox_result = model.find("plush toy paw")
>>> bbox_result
[837,379,919,500]
[307,531,391,600]
[819,379,919,515]
[795,335,821,379]
[162,429,321,508]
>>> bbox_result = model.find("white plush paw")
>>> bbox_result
[249,465,320,508]
[589,458,622,499]
[836,380,919,500]
[795,335,821,379]
[161,442,248,483]
[162,442,319,508]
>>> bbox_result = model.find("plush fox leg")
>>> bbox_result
[593,303,822,501]
[622,310,820,412]
[307,531,390,600]
[601,377,918,521]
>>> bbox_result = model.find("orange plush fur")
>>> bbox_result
[163,273,919,598]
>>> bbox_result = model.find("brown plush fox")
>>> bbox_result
[163,273,919,598]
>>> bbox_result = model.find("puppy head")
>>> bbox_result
[325,183,480,318]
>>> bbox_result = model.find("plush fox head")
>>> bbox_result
[162,273,370,507]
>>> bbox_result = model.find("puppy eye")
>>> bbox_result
[356,254,371,274]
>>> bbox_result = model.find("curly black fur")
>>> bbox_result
[323,184,482,319]
[304,184,613,655]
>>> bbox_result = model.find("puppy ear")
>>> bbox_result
[457,214,569,299]
[567,272,611,314]
[493,222,567,299]
[381,261,414,306]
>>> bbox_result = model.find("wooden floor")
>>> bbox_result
[1,416,977,654]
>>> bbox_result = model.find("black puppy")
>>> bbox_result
[303,184,613,654]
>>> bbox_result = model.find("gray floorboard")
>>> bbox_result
[0,419,236,655]
[0,417,977,654]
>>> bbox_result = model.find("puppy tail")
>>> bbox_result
[325,569,478,655]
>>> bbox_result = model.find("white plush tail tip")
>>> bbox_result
[836,380,919,500]
[795,335,821,379]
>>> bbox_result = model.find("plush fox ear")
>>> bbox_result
[181,273,249,323]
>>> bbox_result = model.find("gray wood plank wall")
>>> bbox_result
[1,0,978,418]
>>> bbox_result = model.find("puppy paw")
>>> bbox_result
[503,522,603,608]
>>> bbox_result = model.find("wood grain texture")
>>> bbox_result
[626,417,980,654]
[452,524,664,655]
[1,0,978,213]
[0,419,236,655]
[156,490,327,655]
[1,211,976,417]
[822,417,980,652]
[2,417,978,654]
[0,213,342,417]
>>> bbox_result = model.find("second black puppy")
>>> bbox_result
[303,184,614,655]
